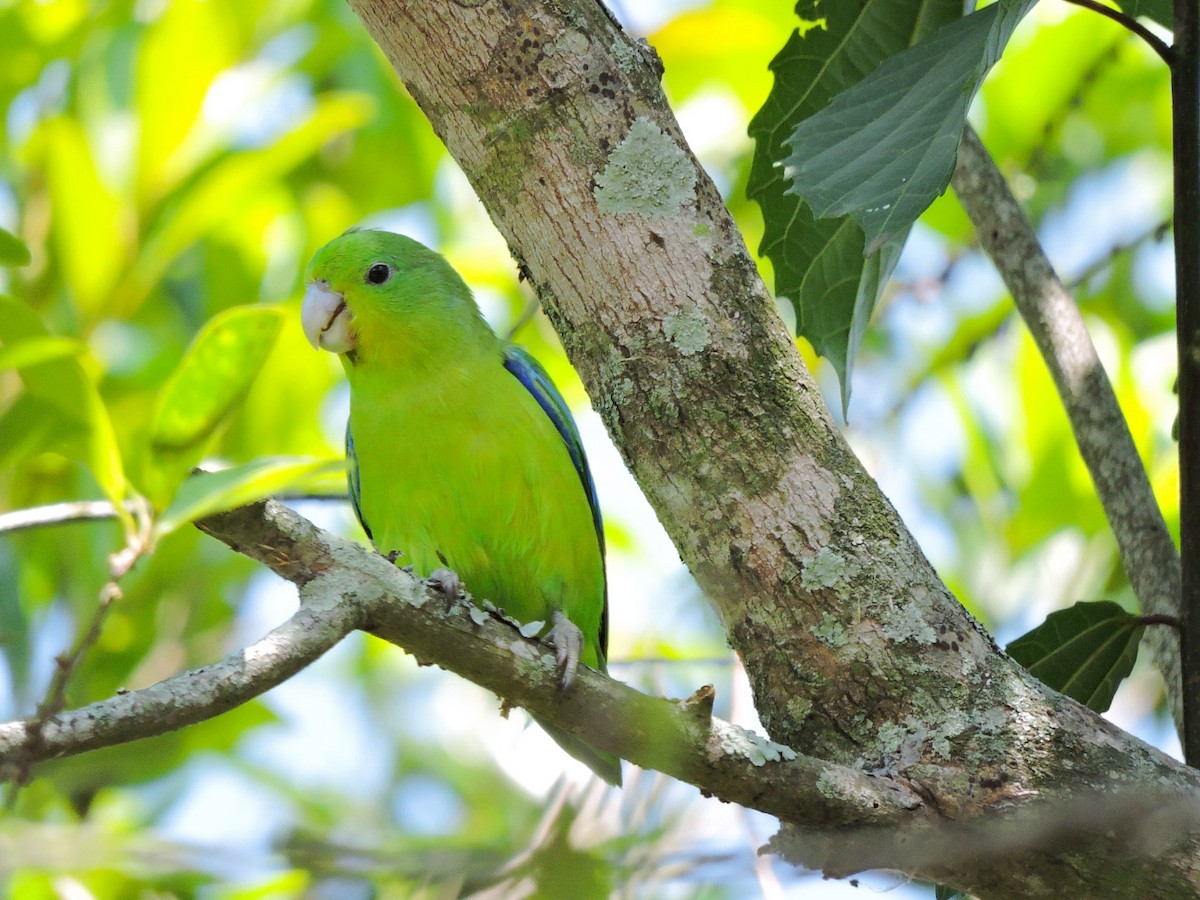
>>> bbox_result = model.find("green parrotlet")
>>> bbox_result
[301,228,620,786]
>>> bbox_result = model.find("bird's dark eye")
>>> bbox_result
[366,263,392,285]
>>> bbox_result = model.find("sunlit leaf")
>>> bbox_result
[122,93,373,314]
[1006,600,1144,713]
[136,0,239,200]
[145,305,285,506]
[0,226,30,266]
[747,0,960,411]
[151,306,284,451]
[0,335,85,370]
[42,117,126,314]
[784,0,1037,253]
[0,295,126,509]
[155,456,344,537]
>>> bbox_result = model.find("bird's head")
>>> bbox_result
[301,228,486,365]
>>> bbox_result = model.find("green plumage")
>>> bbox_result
[302,229,619,785]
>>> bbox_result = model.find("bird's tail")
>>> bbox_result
[535,717,623,787]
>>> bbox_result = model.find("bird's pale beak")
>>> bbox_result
[301,281,355,352]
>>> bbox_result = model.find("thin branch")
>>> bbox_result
[1063,0,1174,64]
[0,500,134,534]
[951,126,1185,734]
[0,494,347,535]
[1065,216,1172,289]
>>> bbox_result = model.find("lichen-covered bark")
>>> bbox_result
[0,501,931,835]
[346,0,1200,894]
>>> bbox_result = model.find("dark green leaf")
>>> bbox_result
[1006,601,1144,712]
[0,227,30,267]
[748,0,961,411]
[784,0,1036,254]
[1117,0,1171,30]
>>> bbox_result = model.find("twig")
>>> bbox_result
[0,500,135,534]
[5,496,154,803]
[951,126,1185,735]
[503,297,541,341]
[1062,0,1174,64]
[1066,217,1173,289]
[0,494,348,535]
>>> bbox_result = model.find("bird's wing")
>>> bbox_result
[502,344,608,654]
[346,423,372,542]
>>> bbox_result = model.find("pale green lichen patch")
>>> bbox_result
[800,546,854,591]
[810,612,847,647]
[663,309,710,355]
[594,117,696,217]
[879,600,938,645]
[786,694,813,725]
[717,723,798,766]
[874,711,973,769]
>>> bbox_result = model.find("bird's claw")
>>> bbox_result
[428,567,461,597]
[549,610,583,692]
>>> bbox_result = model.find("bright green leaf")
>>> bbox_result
[748,0,961,411]
[0,335,85,370]
[784,0,1036,254]
[1006,600,1144,713]
[42,116,126,314]
[0,295,126,509]
[154,457,344,538]
[123,93,373,315]
[136,0,238,200]
[0,227,30,267]
[152,306,285,450]
[145,305,285,507]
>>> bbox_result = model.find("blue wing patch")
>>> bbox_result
[502,344,609,655]
[346,423,372,542]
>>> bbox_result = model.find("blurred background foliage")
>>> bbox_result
[0,0,1179,897]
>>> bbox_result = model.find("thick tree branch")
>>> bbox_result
[952,125,1184,733]
[0,500,925,834]
[5,500,1200,893]
[336,1,1200,892]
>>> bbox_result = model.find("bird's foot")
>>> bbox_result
[549,610,583,692]
[428,567,462,597]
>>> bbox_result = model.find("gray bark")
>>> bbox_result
[338,0,1200,894]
